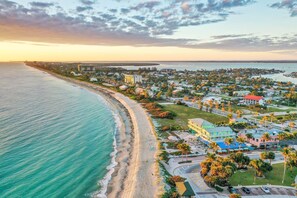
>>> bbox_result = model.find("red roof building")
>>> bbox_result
[243,95,265,105]
[244,95,264,101]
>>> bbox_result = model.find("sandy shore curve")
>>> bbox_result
[28,65,163,198]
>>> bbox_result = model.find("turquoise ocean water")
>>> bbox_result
[0,63,117,197]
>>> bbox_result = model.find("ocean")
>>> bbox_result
[0,63,117,197]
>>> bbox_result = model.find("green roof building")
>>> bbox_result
[188,118,236,142]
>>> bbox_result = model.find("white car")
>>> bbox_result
[261,186,270,194]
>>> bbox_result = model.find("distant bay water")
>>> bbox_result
[0,63,117,197]
[113,61,297,84]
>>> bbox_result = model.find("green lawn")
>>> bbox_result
[230,163,297,187]
[156,104,228,129]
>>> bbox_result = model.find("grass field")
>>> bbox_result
[156,104,228,129]
[230,163,297,187]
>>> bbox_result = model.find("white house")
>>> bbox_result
[243,95,265,106]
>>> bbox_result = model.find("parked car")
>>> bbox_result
[228,186,237,193]
[261,186,270,194]
[241,187,251,194]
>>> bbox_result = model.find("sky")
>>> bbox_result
[0,0,297,61]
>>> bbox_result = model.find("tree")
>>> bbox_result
[289,122,296,132]
[278,132,287,142]
[209,142,220,153]
[262,116,269,127]
[267,152,275,165]
[227,113,233,121]
[229,194,241,198]
[249,159,272,184]
[177,143,191,161]
[281,147,291,184]
[246,133,253,140]
[230,152,250,169]
[224,138,234,152]
[236,137,245,151]
[236,110,242,118]
[215,101,219,110]
[260,152,275,165]
[156,91,162,99]
[197,99,202,110]
[261,132,271,151]
[269,113,276,123]
[228,101,232,113]
[221,103,225,112]
[167,175,186,186]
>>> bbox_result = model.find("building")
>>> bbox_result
[243,95,265,106]
[239,128,280,148]
[90,77,98,82]
[175,182,195,198]
[124,74,143,85]
[77,65,96,73]
[188,118,236,142]
[233,90,251,97]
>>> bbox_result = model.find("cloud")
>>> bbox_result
[2,0,294,54]
[79,0,96,6]
[190,34,297,52]
[29,1,54,8]
[270,0,297,16]
[76,6,93,12]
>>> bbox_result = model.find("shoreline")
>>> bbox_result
[27,65,163,197]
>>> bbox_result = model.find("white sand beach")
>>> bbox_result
[28,65,163,198]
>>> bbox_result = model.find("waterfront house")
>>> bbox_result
[188,118,236,142]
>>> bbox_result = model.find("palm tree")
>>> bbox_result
[267,152,275,165]
[262,116,268,127]
[278,132,287,141]
[224,138,234,153]
[282,147,291,184]
[246,133,253,141]
[249,159,272,184]
[261,132,271,151]
[177,143,191,161]
[249,159,262,184]
[197,99,202,110]
[269,113,276,123]
[221,103,225,112]
[227,113,233,122]
[289,122,296,132]
[260,152,275,165]
[236,137,245,151]
[215,101,219,110]
[236,110,242,118]
[209,142,220,153]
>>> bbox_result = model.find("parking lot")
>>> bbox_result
[236,187,296,197]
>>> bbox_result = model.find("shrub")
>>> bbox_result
[215,186,224,192]
[166,175,186,186]
[161,190,179,198]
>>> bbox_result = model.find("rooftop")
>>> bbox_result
[175,181,195,196]
[189,118,215,129]
[244,95,264,101]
